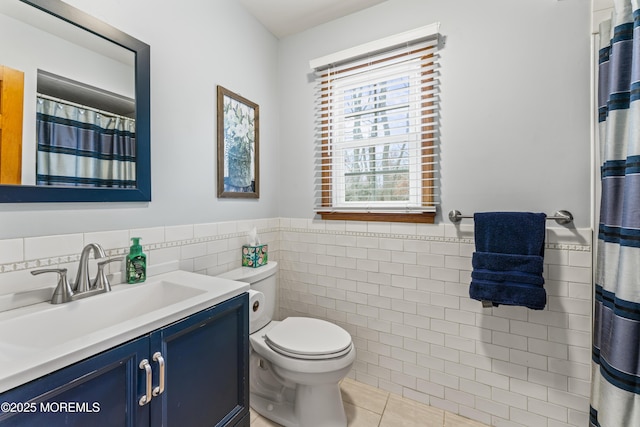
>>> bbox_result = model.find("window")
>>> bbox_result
[311,25,441,223]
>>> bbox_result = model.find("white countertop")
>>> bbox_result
[0,270,248,394]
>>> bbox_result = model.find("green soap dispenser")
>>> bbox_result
[126,237,146,284]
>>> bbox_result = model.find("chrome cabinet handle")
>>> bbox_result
[139,359,152,406]
[152,352,165,396]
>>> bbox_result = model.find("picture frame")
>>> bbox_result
[217,85,259,198]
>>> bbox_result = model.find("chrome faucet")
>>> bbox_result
[31,243,123,304]
[73,243,107,293]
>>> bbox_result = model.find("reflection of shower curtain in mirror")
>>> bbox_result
[36,97,136,187]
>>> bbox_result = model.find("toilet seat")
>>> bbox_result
[264,317,352,360]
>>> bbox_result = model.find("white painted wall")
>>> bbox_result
[0,0,280,239]
[0,0,592,231]
[278,0,592,227]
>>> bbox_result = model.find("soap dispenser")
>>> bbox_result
[126,237,146,284]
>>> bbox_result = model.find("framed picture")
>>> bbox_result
[217,85,259,198]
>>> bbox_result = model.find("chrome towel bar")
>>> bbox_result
[448,210,574,225]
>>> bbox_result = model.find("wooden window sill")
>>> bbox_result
[317,212,435,224]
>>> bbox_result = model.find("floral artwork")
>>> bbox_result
[217,86,259,198]
[224,96,254,187]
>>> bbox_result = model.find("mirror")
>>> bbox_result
[0,0,150,202]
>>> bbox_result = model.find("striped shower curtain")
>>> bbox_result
[591,0,640,425]
[36,97,136,188]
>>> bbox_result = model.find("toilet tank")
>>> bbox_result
[218,261,278,329]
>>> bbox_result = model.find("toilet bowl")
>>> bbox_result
[218,262,355,427]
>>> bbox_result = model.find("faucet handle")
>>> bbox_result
[31,268,73,304]
[93,257,124,292]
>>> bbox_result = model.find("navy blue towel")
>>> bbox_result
[472,252,544,275]
[469,212,547,310]
[471,269,544,286]
[473,212,546,256]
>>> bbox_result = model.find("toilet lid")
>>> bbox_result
[264,317,352,360]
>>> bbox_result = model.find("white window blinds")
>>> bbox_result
[311,26,441,216]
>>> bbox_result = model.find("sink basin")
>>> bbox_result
[0,280,205,361]
[0,269,249,393]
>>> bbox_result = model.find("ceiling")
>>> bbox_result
[238,0,389,38]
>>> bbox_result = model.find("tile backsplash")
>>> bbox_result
[0,217,592,426]
[0,218,280,298]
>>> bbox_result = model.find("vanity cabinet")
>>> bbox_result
[0,293,249,427]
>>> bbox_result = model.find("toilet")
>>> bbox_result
[219,262,355,427]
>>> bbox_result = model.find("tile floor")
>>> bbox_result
[250,378,489,427]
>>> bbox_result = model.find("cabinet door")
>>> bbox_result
[149,293,249,427]
[0,336,149,427]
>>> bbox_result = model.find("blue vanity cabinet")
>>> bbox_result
[149,293,250,427]
[0,293,249,427]
[0,335,150,427]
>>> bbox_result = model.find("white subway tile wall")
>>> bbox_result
[279,219,592,427]
[0,217,592,426]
